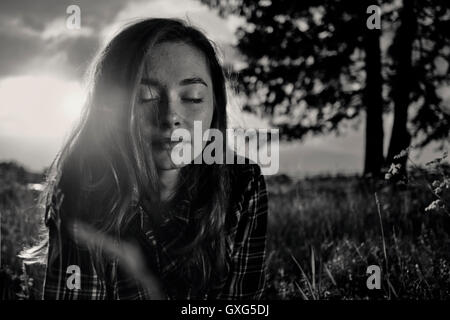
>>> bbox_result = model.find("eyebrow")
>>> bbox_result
[179,77,208,87]
[140,77,208,87]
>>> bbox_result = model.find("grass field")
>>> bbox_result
[264,167,450,299]
[1,160,449,300]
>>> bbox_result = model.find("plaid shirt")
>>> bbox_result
[43,163,268,300]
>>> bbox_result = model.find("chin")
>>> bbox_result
[154,150,189,170]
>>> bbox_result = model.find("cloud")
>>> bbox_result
[0,74,84,140]
[0,74,87,170]
[0,29,42,76]
[103,0,241,43]
[0,0,244,79]
[0,0,126,32]
[99,0,244,65]
[0,0,128,78]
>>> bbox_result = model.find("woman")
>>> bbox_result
[24,18,268,300]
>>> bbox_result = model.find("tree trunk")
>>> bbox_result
[386,0,416,174]
[363,15,384,177]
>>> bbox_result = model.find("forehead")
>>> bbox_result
[143,41,211,85]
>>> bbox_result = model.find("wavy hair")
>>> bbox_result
[22,18,231,298]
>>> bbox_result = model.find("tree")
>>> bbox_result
[202,0,450,176]
[364,3,384,176]
[385,0,450,172]
[203,0,386,176]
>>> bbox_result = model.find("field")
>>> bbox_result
[264,167,450,299]
[1,160,450,300]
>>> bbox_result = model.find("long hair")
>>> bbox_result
[21,18,231,298]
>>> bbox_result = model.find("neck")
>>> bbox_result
[159,168,180,202]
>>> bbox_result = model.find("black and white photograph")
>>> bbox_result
[0,0,449,309]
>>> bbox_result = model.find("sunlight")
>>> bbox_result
[0,74,84,139]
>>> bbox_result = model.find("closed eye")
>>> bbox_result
[182,98,203,104]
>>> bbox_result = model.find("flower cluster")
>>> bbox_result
[425,199,445,212]
[383,146,449,215]
[424,153,449,214]
[432,179,450,196]
[385,163,402,180]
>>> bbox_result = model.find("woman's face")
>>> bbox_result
[136,41,214,170]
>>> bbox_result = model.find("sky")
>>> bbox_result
[0,0,446,176]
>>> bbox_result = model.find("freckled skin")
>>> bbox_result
[136,42,214,170]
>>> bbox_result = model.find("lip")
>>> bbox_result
[161,135,191,142]
[154,137,189,150]
[162,141,181,149]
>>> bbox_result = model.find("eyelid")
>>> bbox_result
[180,89,204,98]
[182,97,204,103]
[181,94,203,99]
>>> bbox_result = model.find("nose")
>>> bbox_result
[171,113,181,127]
[159,93,182,131]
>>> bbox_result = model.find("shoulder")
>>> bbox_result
[226,158,268,227]
[228,156,265,196]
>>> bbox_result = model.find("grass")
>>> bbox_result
[1,159,450,300]
[264,162,450,299]
[0,163,45,299]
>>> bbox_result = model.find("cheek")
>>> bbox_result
[136,106,156,139]
[199,104,214,128]
[183,100,214,131]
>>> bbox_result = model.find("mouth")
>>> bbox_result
[154,136,190,150]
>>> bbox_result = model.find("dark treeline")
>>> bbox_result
[201,0,450,177]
